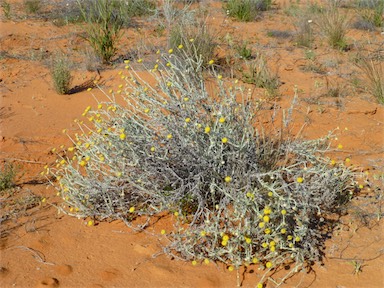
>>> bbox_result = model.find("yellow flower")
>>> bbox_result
[174,211,179,217]
[144,108,150,113]
[268,191,273,197]
[228,266,234,272]
[189,38,194,42]
[221,240,228,246]
[204,126,211,133]
[116,172,122,177]
[252,257,259,264]
[296,177,304,183]
[219,117,225,123]
[222,235,229,241]
[166,62,171,67]
[263,207,271,215]
[185,118,191,123]
[85,156,90,162]
[167,133,172,139]
[295,236,301,242]
[258,222,265,228]
[87,87,92,91]
[358,184,364,189]
[129,207,135,213]
[208,59,214,65]
[270,241,276,246]
[217,74,223,80]
[200,231,207,237]
[137,58,143,63]
[97,104,102,109]
[183,97,189,102]
[257,283,263,288]
[224,176,232,183]
[150,146,156,152]
[281,228,287,234]
[79,160,86,167]
[245,237,252,244]
[330,159,336,165]
[222,137,228,144]
[120,133,126,140]
[263,215,270,223]
[261,242,268,248]
[167,82,172,87]
[270,246,276,252]
[281,209,287,215]
[168,48,173,54]
[264,228,271,234]
[124,59,130,64]
[192,260,197,266]
[345,157,351,163]
[287,235,293,240]
[337,144,343,149]
[178,44,183,49]
[68,147,75,152]
[87,220,94,227]
[204,258,210,265]
[161,229,166,235]
[265,262,273,269]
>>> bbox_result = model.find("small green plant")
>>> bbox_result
[23,0,41,14]
[355,54,384,104]
[235,41,252,60]
[0,163,17,192]
[353,0,384,29]
[225,0,272,22]
[1,0,11,19]
[78,0,124,64]
[317,2,350,50]
[50,53,72,95]
[242,53,280,96]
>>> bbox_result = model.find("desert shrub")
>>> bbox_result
[224,0,272,22]
[47,52,360,286]
[1,0,11,20]
[23,0,41,14]
[50,53,72,95]
[317,2,350,50]
[355,54,384,104]
[78,0,124,64]
[242,53,280,96]
[353,0,383,29]
[169,19,217,69]
[0,163,17,192]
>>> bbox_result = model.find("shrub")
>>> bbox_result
[317,3,350,50]
[169,19,217,69]
[50,53,72,95]
[23,0,41,14]
[47,53,360,286]
[353,0,384,29]
[1,0,11,20]
[225,0,272,22]
[0,162,17,192]
[78,0,124,64]
[355,54,384,104]
[242,53,280,96]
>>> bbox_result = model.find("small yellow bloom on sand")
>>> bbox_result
[87,220,94,227]
[337,144,343,149]
[144,108,150,113]
[204,258,210,265]
[41,198,46,203]
[358,184,364,189]
[191,260,197,266]
[219,117,225,123]
[204,126,211,133]
[87,87,92,91]
[265,262,273,269]
[330,159,336,165]
[252,257,259,264]
[120,133,126,140]
[208,59,214,65]
[97,104,102,109]
[345,157,351,163]
[167,133,172,139]
[257,283,263,288]
[224,176,232,183]
[217,74,223,80]
[161,229,166,235]
[185,118,191,123]
[228,266,234,272]
[296,177,304,183]
[222,137,228,144]
[129,207,135,213]
[174,211,179,217]
[68,147,74,152]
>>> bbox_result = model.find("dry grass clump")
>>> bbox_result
[46,51,362,286]
[50,53,72,95]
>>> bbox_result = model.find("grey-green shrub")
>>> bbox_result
[225,0,272,22]
[48,52,360,286]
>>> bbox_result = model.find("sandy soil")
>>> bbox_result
[1,1,383,287]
